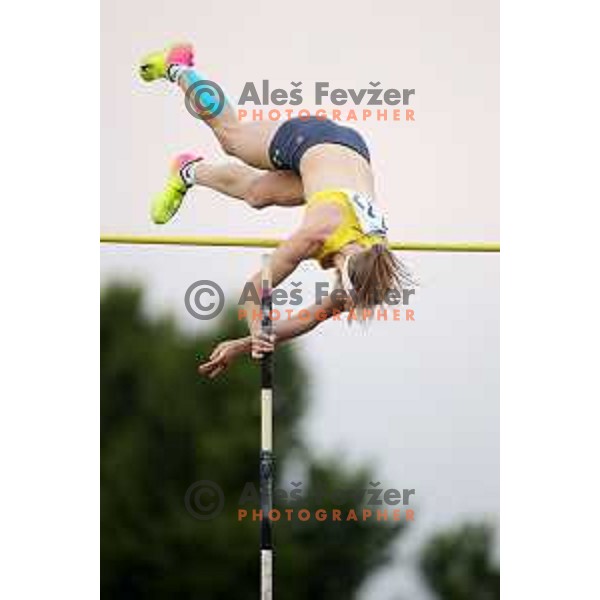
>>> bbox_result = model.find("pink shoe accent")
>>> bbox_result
[166,43,194,68]
[171,153,203,175]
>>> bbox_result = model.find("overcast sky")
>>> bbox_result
[101,1,499,597]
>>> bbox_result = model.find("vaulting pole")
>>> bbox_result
[259,255,274,600]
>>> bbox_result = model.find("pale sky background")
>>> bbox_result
[101,1,499,598]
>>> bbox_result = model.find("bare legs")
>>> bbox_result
[169,63,306,208]
[174,69,280,170]
[193,161,305,209]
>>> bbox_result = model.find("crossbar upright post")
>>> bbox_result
[260,255,274,600]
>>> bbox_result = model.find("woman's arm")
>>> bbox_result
[248,294,342,359]
[200,224,338,378]
[197,334,273,379]
[272,295,339,344]
[198,295,342,378]
[243,228,327,334]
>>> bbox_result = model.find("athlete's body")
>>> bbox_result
[139,43,410,378]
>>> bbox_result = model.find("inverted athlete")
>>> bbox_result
[139,43,411,378]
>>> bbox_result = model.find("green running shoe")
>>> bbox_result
[151,153,201,224]
[139,42,194,82]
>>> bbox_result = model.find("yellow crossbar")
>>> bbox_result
[100,234,499,253]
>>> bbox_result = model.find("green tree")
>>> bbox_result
[420,523,499,600]
[101,284,402,599]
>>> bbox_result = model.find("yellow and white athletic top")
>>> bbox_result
[306,188,388,267]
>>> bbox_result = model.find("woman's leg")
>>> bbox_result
[140,43,279,170]
[173,73,279,170]
[193,161,305,209]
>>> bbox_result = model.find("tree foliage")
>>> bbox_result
[101,284,401,599]
[420,523,499,600]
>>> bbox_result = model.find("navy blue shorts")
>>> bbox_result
[268,117,371,174]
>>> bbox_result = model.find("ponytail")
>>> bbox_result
[346,243,413,312]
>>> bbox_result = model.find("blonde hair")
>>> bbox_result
[346,243,413,313]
